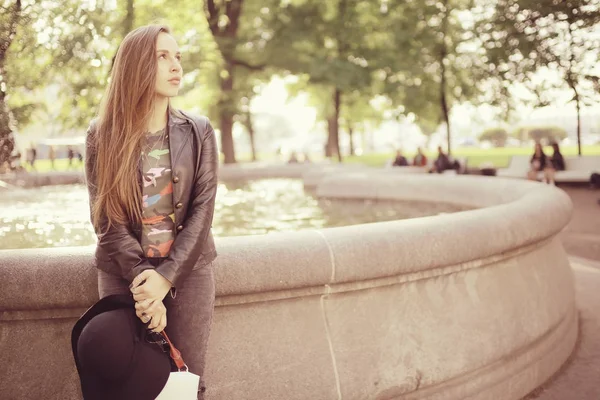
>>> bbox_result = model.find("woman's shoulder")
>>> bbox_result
[174,109,209,126]
[173,109,212,135]
[86,118,99,135]
[85,118,100,149]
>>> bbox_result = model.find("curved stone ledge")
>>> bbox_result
[0,171,85,188]
[0,169,577,400]
[219,162,320,181]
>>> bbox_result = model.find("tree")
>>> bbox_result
[1,0,140,149]
[481,0,600,155]
[204,0,287,164]
[0,0,22,167]
[341,90,385,156]
[3,0,224,141]
[237,93,257,162]
[479,127,508,147]
[269,0,382,162]
[515,125,568,143]
[379,0,484,155]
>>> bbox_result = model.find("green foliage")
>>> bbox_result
[479,127,508,147]
[1,0,599,165]
[269,1,378,91]
[265,0,389,158]
[513,125,568,143]
[479,0,600,114]
[368,0,487,151]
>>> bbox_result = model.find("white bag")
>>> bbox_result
[155,370,200,400]
[154,332,200,400]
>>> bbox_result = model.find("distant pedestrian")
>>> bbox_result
[430,146,454,173]
[288,151,299,164]
[545,142,565,185]
[392,149,408,167]
[413,147,428,167]
[67,146,75,167]
[29,144,37,170]
[48,146,56,170]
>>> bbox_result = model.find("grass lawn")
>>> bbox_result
[20,158,84,173]
[344,145,600,168]
[14,145,600,172]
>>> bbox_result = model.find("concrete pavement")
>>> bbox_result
[525,185,600,399]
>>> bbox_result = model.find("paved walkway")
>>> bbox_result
[524,186,600,399]
[559,186,600,262]
[524,260,600,400]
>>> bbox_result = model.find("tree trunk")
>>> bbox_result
[440,0,451,155]
[109,0,135,73]
[566,23,582,156]
[220,112,235,163]
[219,61,236,164]
[245,110,257,162]
[124,0,135,35]
[0,0,21,168]
[326,89,343,162]
[348,124,355,156]
[574,88,582,156]
[205,0,245,164]
[333,88,342,162]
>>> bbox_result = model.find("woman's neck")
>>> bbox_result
[147,96,169,133]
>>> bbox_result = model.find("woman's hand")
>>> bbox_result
[136,299,167,332]
[130,269,172,304]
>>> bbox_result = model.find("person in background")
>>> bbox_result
[527,142,547,181]
[303,152,311,163]
[430,146,452,173]
[413,147,427,167]
[591,172,600,190]
[392,149,408,167]
[545,142,565,185]
[11,150,22,171]
[67,146,75,167]
[29,144,37,170]
[288,151,299,164]
[48,146,56,170]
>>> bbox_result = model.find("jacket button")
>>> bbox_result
[172,176,179,183]
[175,202,183,209]
[177,225,183,231]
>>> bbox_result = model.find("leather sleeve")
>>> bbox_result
[85,121,153,282]
[155,117,218,287]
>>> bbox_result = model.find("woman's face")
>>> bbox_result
[154,32,182,98]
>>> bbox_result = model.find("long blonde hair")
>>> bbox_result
[91,24,171,232]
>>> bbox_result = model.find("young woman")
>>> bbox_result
[527,142,547,181]
[85,24,218,398]
[545,142,565,185]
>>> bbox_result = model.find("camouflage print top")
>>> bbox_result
[141,127,175,258]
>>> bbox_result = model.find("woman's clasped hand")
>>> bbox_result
[130,269,173,332]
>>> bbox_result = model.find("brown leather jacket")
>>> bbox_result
[85,109,218,287]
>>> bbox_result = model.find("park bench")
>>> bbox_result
[497,155,600,183]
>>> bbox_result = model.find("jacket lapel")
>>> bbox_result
[168,110,192,167]
[168,109,192,230]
